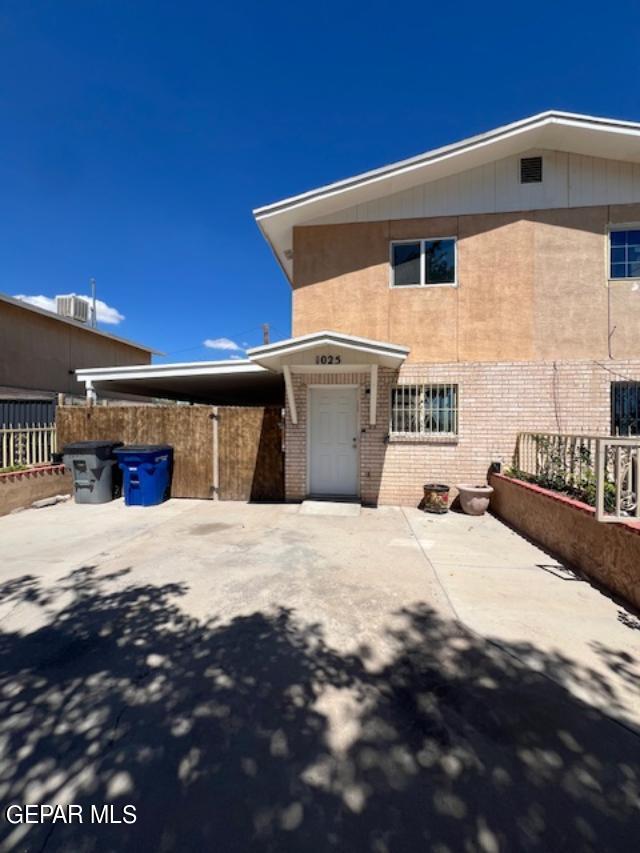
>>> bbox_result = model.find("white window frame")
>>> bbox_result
[607,223,640,282]
[389,237,457,289]
[389,383,459,437]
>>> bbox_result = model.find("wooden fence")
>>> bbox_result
[1,424,57,469]
[56,405,284,501]
[218,407,284,501]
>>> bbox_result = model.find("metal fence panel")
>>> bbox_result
[0,399,56,428]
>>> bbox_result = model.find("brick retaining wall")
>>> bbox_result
[0,465,73,517]
[489,472,640,611]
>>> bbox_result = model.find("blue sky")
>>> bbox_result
[2,1,639,361]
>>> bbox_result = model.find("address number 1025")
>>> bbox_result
[315,354,342,365]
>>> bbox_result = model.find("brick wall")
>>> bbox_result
[285,358,640,506]
[0,465,72,517]
[490,473,640,611]
[285,372,376,502]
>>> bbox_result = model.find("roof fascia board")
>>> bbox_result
[76,360,265,382]
[247,332,409,359]
[253,111,640,222]
[254,115,547,220]
[77,358,256,375]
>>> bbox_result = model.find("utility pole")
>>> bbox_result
[262,323,270,345]
[90,278,97,328]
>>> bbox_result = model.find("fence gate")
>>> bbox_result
[218,407,284,501]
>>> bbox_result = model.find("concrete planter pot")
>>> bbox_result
[456,483,494,516]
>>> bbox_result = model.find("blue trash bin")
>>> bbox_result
[114,445,173,506]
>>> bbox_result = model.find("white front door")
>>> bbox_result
[308,387,359,497]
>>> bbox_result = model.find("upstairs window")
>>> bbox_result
[390,384,458,436]
[390,238,456,287]
[610,229,640,279]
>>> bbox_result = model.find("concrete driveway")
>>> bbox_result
[0,499,639,852]
[403,508,640,733]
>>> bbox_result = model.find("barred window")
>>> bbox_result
[390,384,458,435]
[612,382,640,435]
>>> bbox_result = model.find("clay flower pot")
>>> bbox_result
[456,483,494,516]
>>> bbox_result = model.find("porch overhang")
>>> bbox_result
[247,331,409,371]
[247,331,409,426]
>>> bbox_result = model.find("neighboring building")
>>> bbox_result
[0,292,156,422]
[77,111,640,505]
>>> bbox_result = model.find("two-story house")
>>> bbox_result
[78,111,640,506]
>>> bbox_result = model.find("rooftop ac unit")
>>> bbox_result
[56,295,89,324]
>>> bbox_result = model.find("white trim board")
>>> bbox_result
[76,360,266,383]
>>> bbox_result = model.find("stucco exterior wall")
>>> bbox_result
[292,204,640,364]
[0,302,151,395]
[284,358,640,506]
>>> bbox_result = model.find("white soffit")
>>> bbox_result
[253,111,640,281]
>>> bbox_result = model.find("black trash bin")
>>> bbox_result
[63,441,123,504]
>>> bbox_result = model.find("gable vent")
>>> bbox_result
[520,156,543,184]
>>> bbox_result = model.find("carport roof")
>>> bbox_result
[75,360,284,406]
[75,330,408,405]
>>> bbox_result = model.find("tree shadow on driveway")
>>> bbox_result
[0,567,638,852]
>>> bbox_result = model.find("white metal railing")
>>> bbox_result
[0,424,57,470]
[514,432,601,487]
[595,437,640,523]
[514,432,639,523]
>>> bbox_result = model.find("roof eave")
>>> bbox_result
[247,330,410,370]
[253,110,640,221]
[253,110,640,285]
